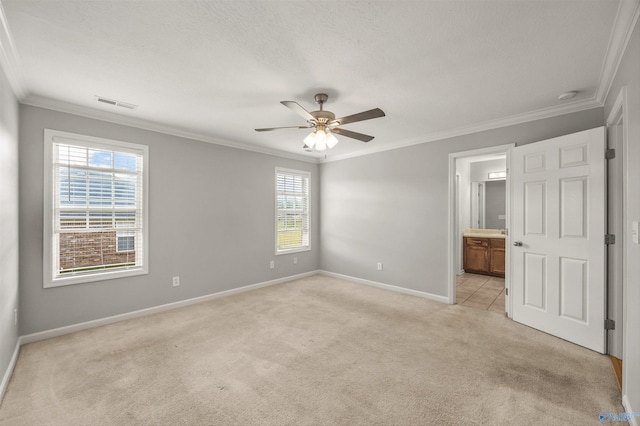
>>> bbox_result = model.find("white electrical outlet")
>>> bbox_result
[293,257,298,264]
[270,260,275,269]
[172,276,180,287]
[377,262,383,271]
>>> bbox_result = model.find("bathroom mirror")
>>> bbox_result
[471,179,506,229]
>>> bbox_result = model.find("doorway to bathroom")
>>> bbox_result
[448,144,513,315]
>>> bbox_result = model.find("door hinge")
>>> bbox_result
[605,149,616,160]
[605,234,616,245]
[605,319,615,330]
[505,288,508,296]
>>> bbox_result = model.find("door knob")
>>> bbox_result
[513,241,523,247]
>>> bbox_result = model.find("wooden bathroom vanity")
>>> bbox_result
[462,229,505,277]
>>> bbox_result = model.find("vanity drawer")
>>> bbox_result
[466,237,489,247]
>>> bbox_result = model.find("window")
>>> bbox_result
[116,231,136,253]
[275,168,310,254]
[44,129,148,287]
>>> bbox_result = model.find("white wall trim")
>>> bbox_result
[23,95,319,164]
[606,86,629,127]
[596,0,640,104]
[0,339,20,405]
[20,270,320,345]
[319,270,449,304]
[24,93,602,168]
[622,394,638,426]
[605,86,628,360]
[0,2,26,99]
[321,99,601,163]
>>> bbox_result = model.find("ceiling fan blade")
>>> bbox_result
[255,125,312,132]
[330,108,385,126]
[331,127,375,142]
[281,101,316,122]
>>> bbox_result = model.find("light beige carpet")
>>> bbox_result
[0,275,623,425]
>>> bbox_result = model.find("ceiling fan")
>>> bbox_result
[255,93,385,152]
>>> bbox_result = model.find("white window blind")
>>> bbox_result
[276,168,310,254]
[44,130,148,287]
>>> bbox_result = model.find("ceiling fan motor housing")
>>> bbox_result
[310,110,335,125]
[310,93,335,125]
[314,93,329,104]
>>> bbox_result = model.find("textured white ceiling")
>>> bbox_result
[0,0,631,161]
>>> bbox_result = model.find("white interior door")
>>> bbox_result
[511,127,606,353]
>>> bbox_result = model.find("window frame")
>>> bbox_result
[275,167,311,255]
[43,129,149,288]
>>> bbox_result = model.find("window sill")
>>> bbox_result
[275,247,311,256]
[45,267,148,288]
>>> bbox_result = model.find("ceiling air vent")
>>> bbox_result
[95,96,138,110]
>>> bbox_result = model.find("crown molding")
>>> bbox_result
[0,1,26,99]
[321,96,602,163]
[596,0,640,104]
[23,93,602,167]
[23,95,320,164]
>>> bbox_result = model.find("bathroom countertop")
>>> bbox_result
[463,229,506,239]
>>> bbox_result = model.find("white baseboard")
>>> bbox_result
[21,270,320,345]
[319,270,449,304]
[623,394,638,426]
[0,338,20,406]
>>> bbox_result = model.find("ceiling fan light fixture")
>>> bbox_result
[315,135,327,151]
[315,128,327,143]
[303,131,317,148]
[302,128,338,152]
[326,131,339,149]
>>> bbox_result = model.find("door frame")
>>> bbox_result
[447,144,514,310]
[606,87,628,360]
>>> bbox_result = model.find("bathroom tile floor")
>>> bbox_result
[456,273,505,314]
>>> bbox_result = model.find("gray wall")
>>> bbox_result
[484,180,506,230]
[319,107,603,298]
[19,105,320,335]
[0,65,19,393]
[604,17,640,416]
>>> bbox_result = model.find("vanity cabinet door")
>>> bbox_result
[489,238,506,277]
[463,237,489,273]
